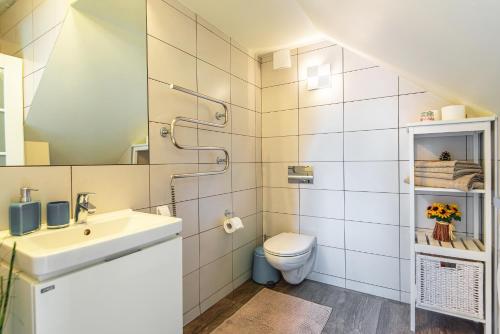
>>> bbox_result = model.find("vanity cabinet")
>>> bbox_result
[4,237,182,334]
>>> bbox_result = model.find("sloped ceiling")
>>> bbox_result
[179,0,499,114]
[297,0,500,114]
[176,0,325,54]
[0,0,15,15]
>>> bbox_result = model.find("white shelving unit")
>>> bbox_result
[408,117,496,333]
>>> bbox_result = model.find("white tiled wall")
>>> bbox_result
[260,41,471,302]
[146,0,262,325]
[0,0,69,117]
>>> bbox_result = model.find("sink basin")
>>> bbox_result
[0,209,181,281]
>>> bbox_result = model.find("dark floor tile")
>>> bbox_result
[184,279,483,334]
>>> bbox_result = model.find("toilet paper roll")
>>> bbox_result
[223,217,244,234]
[441,105,466,120]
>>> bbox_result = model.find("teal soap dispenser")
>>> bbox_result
[9,187,41,236]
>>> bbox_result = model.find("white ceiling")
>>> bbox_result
[298,0,500,114]
[176,0,324,55]
[178,0,500,114]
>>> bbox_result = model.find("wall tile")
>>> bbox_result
[233,215,257,249]
[231,46,255,84]
[231,106,255,136]
[400,194,410,227]
[344,129,398,161]
[197,60,230,102]
[232,163,256,191]
[299,104,343,135]
[233,240,256,278]
[263,212,299,237]
[346,280,400,301]
[183,234,200,276]
[262,162,296,188]
[400,226,411,260]
[400,259,411,292]
[344,97,398,131]
[33,0,67,39]
[150,164,198,206]
[399,92,449,126]
[199,193,232,232]
[298,45,342,80]
[300,216,344,248]
[147,0,195,55]
[262,82,298,112]
[344,67,398,101]
[345,161,399,193]
[300,189,344,219]
[298,74,343,107]
[198,130,231,164]
[199,253,232,301]
[148,79,197,124]
[343,49,375,72]
[263,188,299,215]
[175,199,199,238]
[346,221,399,257]
[262,136,298,162]
[150,122,198,164]
[345,191,399,225]
[183,270,200,313]
[399,77,425,95]
[0,166,71,229]
[346,251,399,289]
[261,55,297,87]
[232,135,255,162]
[198,164,231,198]
[299,133,343,162]
[231,76,255,110]
[200,226,232,266]
[233,188,257,218]
[72,165,149,213]
[147,36,196,90]
[314,246,345,278]
[197,23,230,72]
[262,109,298,137]
[300,162,343,191]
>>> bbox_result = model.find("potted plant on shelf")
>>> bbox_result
[426,203,461,242]
[0,243,16,334]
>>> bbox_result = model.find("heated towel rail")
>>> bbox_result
[160,84,230,215]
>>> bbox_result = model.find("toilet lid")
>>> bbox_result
[264,233,315,257]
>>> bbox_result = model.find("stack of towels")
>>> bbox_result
[411,160,484,191]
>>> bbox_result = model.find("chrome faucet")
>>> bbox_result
[74,192,96,224]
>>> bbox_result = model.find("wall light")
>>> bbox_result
[273,49,291,70]
[307,64,331,90]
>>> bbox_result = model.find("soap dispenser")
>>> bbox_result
[9,187,41,236]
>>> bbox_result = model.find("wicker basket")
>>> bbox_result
[416,254,484,320]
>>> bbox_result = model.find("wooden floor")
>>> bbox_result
[184,279,483,334]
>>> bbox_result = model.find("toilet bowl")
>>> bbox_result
[263,232,317,285]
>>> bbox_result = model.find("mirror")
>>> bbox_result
[4,0,148,166]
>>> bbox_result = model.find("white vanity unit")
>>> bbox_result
[0,210,182,334]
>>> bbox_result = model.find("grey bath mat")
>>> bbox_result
[211,288,332,334]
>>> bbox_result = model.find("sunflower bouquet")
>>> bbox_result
[426,203,461,242]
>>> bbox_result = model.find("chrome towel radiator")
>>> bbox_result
[160,84,230,216]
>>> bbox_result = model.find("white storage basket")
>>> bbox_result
[416,254,484,320]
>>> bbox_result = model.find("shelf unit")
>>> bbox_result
[408,117,496,334]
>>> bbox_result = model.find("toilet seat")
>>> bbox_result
[263,232,317,285]
[264,232,315,257]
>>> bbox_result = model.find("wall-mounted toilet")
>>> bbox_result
[263,232,317,285]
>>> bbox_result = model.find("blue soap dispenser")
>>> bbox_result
[9,187,41,236]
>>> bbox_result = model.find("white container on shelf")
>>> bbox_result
[441,105,466,120]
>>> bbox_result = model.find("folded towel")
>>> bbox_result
[415,167,482,174]
[415,170,484,180]
[414,160,481,169]
[404,173,484,192]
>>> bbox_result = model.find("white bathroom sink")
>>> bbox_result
[0,209,181,281]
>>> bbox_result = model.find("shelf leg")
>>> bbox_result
[410,301,416,332]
